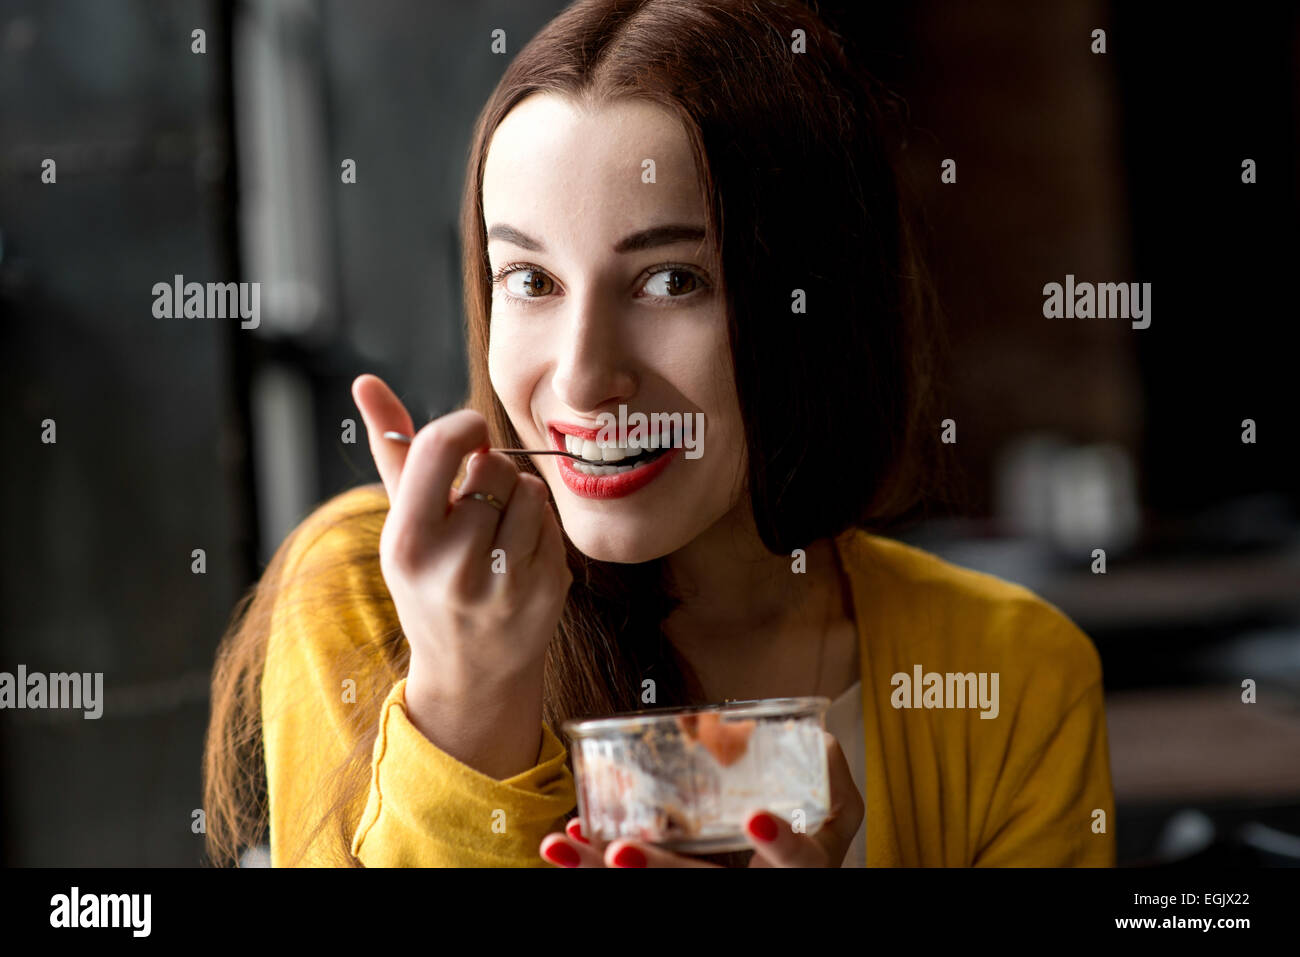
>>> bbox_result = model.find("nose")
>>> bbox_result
[549,288,637,413]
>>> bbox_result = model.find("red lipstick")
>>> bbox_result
[547,426,681,499]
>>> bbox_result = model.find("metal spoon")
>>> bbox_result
[382,430,588,462]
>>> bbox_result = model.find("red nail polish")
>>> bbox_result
[566,819,590,844]
[544,841,581,868]
[611,845,646,868]
[747,812,779,842]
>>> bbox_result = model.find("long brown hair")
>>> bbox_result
[203,0,957,867]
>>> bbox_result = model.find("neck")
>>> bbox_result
[662,501,842,646]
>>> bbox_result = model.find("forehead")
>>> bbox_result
[482,93,705,249]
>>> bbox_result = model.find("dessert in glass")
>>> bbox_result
[563,696,831,854]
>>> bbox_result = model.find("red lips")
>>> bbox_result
[549,427,681,499]
[549,421,606,441]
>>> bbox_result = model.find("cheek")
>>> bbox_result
[487,333,505,396]
[704,339,742,451]
[487,323,533,409]
[701,342,746,489]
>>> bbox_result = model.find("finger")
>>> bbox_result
[386,409,490,554]
[491,473,547,565]
[539,833,606,868]
[444,449,520,556]
[565,817,609,856]
[531,493,569,574]
[604,840,720,868]
[742,810,828,867]
[351,374,415,503]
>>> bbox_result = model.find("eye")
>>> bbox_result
[641,267,705,299]
[489,261,711,308]
[492,263,555,303]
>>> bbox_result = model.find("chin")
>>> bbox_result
[563,523,681,564]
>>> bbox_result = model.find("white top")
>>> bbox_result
[824,678,866,867]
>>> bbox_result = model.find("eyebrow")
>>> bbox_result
[486,223,707,254]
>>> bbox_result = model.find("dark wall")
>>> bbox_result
[0,0,244,864]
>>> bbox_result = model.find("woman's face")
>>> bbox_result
[483,92,746,563]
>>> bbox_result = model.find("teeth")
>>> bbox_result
[559,427,674,466]
[570,460,642,476]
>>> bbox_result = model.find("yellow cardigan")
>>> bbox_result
[261,484,1116,867]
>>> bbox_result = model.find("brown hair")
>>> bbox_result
[203,0,956,867]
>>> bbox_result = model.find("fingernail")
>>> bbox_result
[543,841,581,868]
[611,844,646,868]
[747,812,779,842]
[566,819,590,844]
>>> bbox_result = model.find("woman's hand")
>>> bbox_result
[539,731,864,867]
[352,374,572,778]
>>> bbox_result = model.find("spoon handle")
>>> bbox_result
[381,431,585,461]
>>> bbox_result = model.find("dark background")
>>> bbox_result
[1,0,1297,866]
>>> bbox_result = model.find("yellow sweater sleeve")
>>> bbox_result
[350,678,576,866]
[262,486,576,867]
[970,604,1117,867]
[973,678,1115,866]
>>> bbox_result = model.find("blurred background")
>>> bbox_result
[1,0,1297,866]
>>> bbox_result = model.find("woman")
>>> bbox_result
[204,0,1116,868]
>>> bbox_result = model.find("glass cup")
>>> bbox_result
[563,696,831,854]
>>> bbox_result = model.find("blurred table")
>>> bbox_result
[1107,686,1300,801]
[1041,547,1300,631]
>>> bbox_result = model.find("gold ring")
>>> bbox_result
[458,490,505,513]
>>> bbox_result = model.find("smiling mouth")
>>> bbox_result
[554,426,678,476]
